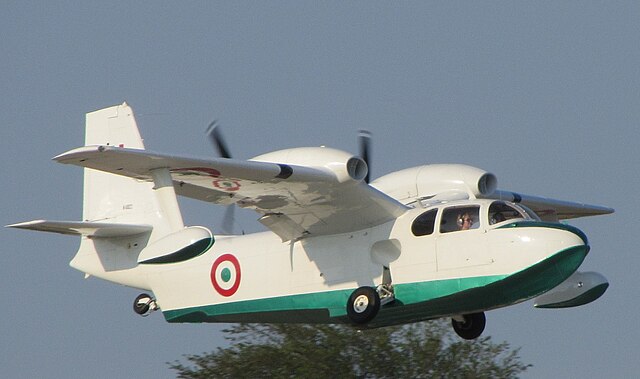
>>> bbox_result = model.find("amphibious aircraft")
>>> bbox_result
[9,103,613,339]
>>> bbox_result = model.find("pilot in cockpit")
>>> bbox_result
[457,212,475,230]
[492,212,506,224]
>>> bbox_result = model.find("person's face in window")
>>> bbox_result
[459,213,474,230]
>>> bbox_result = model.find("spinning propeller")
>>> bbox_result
[206,120,232,159]
[205,124,374,233]
[206,121,236,235]
[358,130,372,183]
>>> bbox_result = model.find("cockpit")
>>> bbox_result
[411,200,540,237]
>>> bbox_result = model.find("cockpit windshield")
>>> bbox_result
[489,201,529,225]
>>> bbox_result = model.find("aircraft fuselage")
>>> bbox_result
[146,200,588,326]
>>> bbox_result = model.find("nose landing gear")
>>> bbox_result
[133,293,158,317]
[451,312,486,340]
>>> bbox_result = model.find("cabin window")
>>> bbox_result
[489,201,527,225]
[411,209,437,236]
[440,206,480,233]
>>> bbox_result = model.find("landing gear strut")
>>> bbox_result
[451,312,486,340]
[377,265,395,306]
[133,293,158,317]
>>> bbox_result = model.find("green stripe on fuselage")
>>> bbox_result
[162,244,588,326]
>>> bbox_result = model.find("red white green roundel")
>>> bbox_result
[210,254,241,297]
[212,179,241,191]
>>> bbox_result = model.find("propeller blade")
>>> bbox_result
[358,130,372,183]
[206,120,237,234]
[220,204,236,235]
[206,121,232,159]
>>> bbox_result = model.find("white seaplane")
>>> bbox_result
[9,103,613,339]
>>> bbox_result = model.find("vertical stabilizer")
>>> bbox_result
[81,103,183,238]
[65,103,188,289]
[12,103,204,290]
[85,102,145,149]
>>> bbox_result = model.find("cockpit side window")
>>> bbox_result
[440,206,480,233]
[411,209,437,236]
[489,201,527,225]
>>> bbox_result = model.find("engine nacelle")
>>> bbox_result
[371,164,497,205]
[251,147,367,183]
[138,226,213,264]
[534,271,609,308]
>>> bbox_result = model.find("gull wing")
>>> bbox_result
[54,146,408,240]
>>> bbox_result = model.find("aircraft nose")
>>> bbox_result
[562,223,588,246]
[496,220,590,265]
[541,224,591,284]
[491,221,591,303]
[499,220,588,246]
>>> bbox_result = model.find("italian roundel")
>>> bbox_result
[210,254,241,297]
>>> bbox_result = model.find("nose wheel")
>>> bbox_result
[451,312,486,340]
[133,293,158,317]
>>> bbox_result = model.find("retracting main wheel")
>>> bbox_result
[451,312,486,340]
[133,293,154,316]
[346,286,381,324]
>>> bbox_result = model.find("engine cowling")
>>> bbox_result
[251,147,368,183]
[371,164,497,204]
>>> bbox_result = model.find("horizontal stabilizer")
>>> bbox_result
[7,220,152,237]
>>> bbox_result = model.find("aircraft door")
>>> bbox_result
[406,209,438,274]
[436,205,491,272]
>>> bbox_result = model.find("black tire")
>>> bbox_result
[346,286,380,324]
[452,312,486,340]
[133,293,152,315]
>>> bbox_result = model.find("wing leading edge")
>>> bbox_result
[54,146,408,240]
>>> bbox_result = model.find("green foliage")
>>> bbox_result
[169,320,530,379]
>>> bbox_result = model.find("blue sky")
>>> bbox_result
[2,2,638,378]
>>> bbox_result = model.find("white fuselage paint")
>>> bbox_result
[75,201,585,317]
